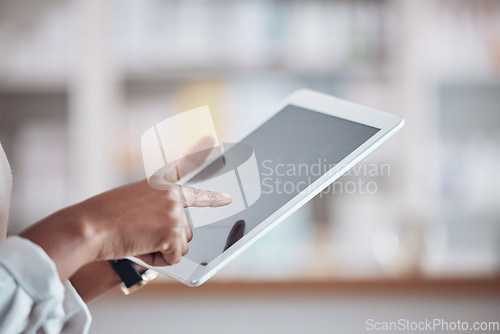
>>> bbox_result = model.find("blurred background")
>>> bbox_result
[1,0,499,333]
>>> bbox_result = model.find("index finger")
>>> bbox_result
[180,185,232,207]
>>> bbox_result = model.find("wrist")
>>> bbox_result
[109,259,158,295]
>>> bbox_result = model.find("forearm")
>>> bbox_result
[19,205,100,282]
[20,205,143,303]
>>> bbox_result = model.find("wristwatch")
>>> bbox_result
[109,259,158,295]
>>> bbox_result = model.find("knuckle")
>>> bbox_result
[185,187,200,206]
[158,241,170,252]
[159,227,182,249]
[208,191,219,200]
[167,209,185,228]
[165,204,180,220]
[164,188,180,201]
[191,187,200,197]
[166,248,182,264]
[169,226,182,237]
[187,228,194,242]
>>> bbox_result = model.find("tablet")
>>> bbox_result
[131,89,404,286]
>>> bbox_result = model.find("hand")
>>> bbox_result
[79,179,231,266]
[21,137,232,281]
[68,136,228,302]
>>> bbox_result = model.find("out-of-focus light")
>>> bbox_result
[372,230,399,264]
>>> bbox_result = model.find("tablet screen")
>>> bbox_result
[184,105,380,265]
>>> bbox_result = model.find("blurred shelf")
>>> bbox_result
[438,74,500,86]
[0,76,67,94]
[122,67,393,95]
[107,277,500,298]
[4,71,500,96]
[0,65,394,94]
[124,65,392,80]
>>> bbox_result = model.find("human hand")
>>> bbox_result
[80,178,231,267]
[21,137,231,281]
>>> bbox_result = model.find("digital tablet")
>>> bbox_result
[131,89,404,286]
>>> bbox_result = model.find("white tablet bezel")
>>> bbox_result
[130,89,404,286]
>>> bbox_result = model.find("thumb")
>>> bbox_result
[180,185,232,207]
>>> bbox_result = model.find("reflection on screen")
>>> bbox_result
[184,105,380,264]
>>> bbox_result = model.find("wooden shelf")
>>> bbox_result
[105,277,500,299]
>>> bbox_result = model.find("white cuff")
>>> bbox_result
[0,236,64,302]
[0,236,91,333]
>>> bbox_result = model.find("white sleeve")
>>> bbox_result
[0,236,91,334]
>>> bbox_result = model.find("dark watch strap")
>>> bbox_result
[109,259,143,288]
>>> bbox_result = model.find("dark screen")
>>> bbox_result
[185,105,380,264]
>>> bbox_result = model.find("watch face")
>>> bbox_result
[120,270,159,295]
[109,259,143,288]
